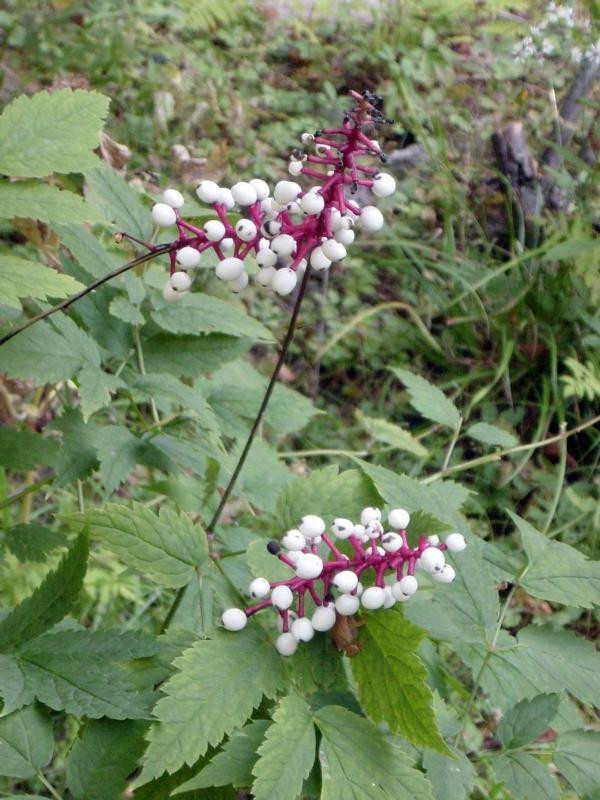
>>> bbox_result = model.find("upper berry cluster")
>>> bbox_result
[221,505,467,656]
[139,90,396,300]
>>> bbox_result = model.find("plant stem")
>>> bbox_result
[0,475,53,511]
[36,771,64,800]
[0,245,170,347]
[160,263,313,633]
[133,325,160,425]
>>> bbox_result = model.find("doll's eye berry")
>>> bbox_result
[220,505,467,655]
[121,90,397,301]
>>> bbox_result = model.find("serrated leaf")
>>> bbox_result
[246,539,291,582]
[67,719,148,800]
[139,628,286,782]
[4,524,67,562]
[423,747,475,800]
[286,632,346,695]
[276,466,382,530]
[152,293,274,342]
[133,373,220,434]
[351,609,449,754]
[457,625,600,709]
[144,333,251,378]
[96,426,173,494]
[77,365,125,421]
[497,694,561,749]
[222,438,293,513]
[0,88,109,177]
[466,422,518,448]
[357,411,428,457]
[406,510,453,538]
[54,223,121,278]
[48,409,102,485]
[85,164,151,239]
[0,429,59,470]
[494,752,560,800]
[0,254,84,310]
[0,704,53,779]
[174,719,270,792]
[509,511,600,608]
[390,367,461,429]
[0,533,88,652]
[65,502,207,588]
[0,323,84,383]
[109,295,145,325]
[555,730,600,798]
[252,694,316,800]
[315,705,434,800]
[50,313,101,367]
[0,182,100,224]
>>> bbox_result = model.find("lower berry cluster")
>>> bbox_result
[221,507,466,656]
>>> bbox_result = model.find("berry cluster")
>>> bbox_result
[221,506,466,656]
[134,90,396,301]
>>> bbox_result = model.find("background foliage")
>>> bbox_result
[0,0,599,798]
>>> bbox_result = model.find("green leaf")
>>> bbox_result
[173,719,270,792]
[252,694,316,800]
[357,411,429,457]
[50,313,101,368]
[466,422,518,448]
[0,323,84,383]
[222,439,293,513]
[497,694,561,749]
[351,609,449,754]
[315,705,434,800]
[493,752,560,800]
[4,629,157,719]
[95,426,173,494]
[78,365,125,421]
[0,429,59,470]
[133,373,220,434]
[457,625,600,709]
[0,533,88,652]
[85,164,151,239]
[67,719,148,800]
[509,511,600,608]
[543,238,598,261]
[0,89,109,177]
[555,730,600,798]
[144,333,251,379]
[0,255,84,310]
[0,182,99,224]
[48,409,102,485]
[246,538,291,583]
[4,524,67,562]
[152,293,274,342]
[139,627,285,782]
[276,466,382,530]
[109,295,145,325]
[0,704,53,779]
[423,747,475,800]
[54,223,122,279]
[406,510,453,538]
[65,502,207,588]
[389,367,461,429]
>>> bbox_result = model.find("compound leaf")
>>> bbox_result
[497,694,560,749]
[0,704,53,779]
[0,254,84,310]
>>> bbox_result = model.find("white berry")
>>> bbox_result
[235,219,257,242]
[311,604,336,631]
[151,203,177,227]
[331,518,354,540]
[300,192,325,215]
[277,610,298,632]
[255,266,276,287]
[301,132,314,145]
[399,575,418,595]
[231,181,258,206]
[249,577,271,599]
[282,529,306,551]
[365,519,383,539]
[445,533,467,552]
[335,593,360,615]
[361,586,386,610]
[162,188,185,209]
[196,180,221,204]
[332,569,359,593]
[271,585,294,609]
[288,161,303,177]
[169,271,192,292]
[275,632,298,656]
[361,507,382,526]
[291,617,314,642]
[221,608,247,631]
[359,205,384,232]
[372,172,396,197]
[230,271,249,293]
[216,257,245,282]
[383,586,396,608]
[334,227,355,246]
[388,508,410,530]
[321,239,347,261]
[420,547,446,574]
[272,268,298,296]
[176,246,201,269]
[299,515,325,539]
[433,564,456,584]
[427,535,440,546]
[221,237,234,252]
[273,180,301,204]
[391,582,409,602]
[162,282,185,302]
[256,249,277,268]
[381,532,403,553]
[203,220,226,241]
[295,553,323,580]
[270,234,296,257]
[310,246,331,271]
[217,187,235,209]
[249,178,270,201]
